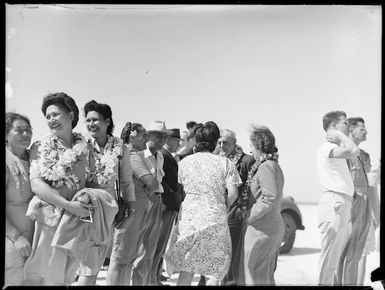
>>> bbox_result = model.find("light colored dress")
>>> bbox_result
[164,152,242,280]
[78,136,135,276]
[23,135,90,285]
[5,151,34,286]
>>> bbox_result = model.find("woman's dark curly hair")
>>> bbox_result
[194,121,220,153]
[120,122,144,144]
[249,125,278,154]
[84,100,114,135]
[41,92,79,128]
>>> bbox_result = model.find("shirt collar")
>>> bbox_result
[90,135,114,153]
[143,147,154,158]
[163,145,172,154]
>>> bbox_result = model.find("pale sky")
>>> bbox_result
[6,5,381,203]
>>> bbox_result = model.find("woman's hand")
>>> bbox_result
[66,200,93,218]
[14,235,32,258]
[115,213,134,229]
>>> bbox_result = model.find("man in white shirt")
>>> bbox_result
[316,111,359,285]
[131,121,167,285]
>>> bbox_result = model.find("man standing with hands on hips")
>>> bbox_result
[316,111,359,285]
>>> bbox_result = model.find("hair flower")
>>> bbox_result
[130,130,137,137]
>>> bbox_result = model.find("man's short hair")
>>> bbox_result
[322,111,347,131]
[347,117,365,129]
[220,128,237,142]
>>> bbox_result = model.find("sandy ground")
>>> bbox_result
[94,203,382,287]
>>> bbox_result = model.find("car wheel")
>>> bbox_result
[280,212,296,254]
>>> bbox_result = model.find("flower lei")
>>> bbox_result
[33,132,89,190]
[90,136,124,184]
[219,146,243,167]
[228,146,244,168]
[239,152,279,218]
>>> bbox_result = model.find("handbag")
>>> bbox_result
[114,160,127,226]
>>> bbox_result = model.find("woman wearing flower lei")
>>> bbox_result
[75,100,135,285]
[241,125,284,286]
[23,92,93,285]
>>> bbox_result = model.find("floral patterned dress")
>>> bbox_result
[164,152,242,280]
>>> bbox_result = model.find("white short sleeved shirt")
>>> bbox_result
[317,142,354,196]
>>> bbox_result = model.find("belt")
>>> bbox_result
[324,190,353,201]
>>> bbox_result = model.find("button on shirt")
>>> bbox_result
[142,147,165,193]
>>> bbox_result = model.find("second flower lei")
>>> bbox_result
[32,132,89,190]
[239,152,279,218]
[90,136,124,184]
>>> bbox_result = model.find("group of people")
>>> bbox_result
[5,91,286,286]
[317,110,381,286]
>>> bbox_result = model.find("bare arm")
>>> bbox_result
[29,141,90,217]
[225,159,242,207]
[31,178,90,217]
[119,145,136,203]
[6,215,32,257]
[327,129,359,159]
[226,184,238,207]
[6,215,22,242]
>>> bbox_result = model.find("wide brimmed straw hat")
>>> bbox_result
[147,120,171,134]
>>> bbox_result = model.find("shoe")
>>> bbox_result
[160,274,169,281]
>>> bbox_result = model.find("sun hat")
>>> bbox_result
[147,120,171,134]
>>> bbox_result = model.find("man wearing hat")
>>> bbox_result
[131,121,168,285]
[151,128,185,285]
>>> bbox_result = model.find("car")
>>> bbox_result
[280,196,305,254]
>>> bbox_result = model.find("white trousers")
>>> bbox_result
[317,191,352,285]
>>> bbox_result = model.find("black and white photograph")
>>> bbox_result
[5,4,382,287]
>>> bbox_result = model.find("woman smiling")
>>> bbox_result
[23,92,93,285]
[5,113,34,286]
[76,100,135,285]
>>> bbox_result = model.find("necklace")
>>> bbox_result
[90,136,123,184]
[32,132,89,190]
[239,152,279,217]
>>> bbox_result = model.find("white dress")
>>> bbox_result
[164,152,242,280]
